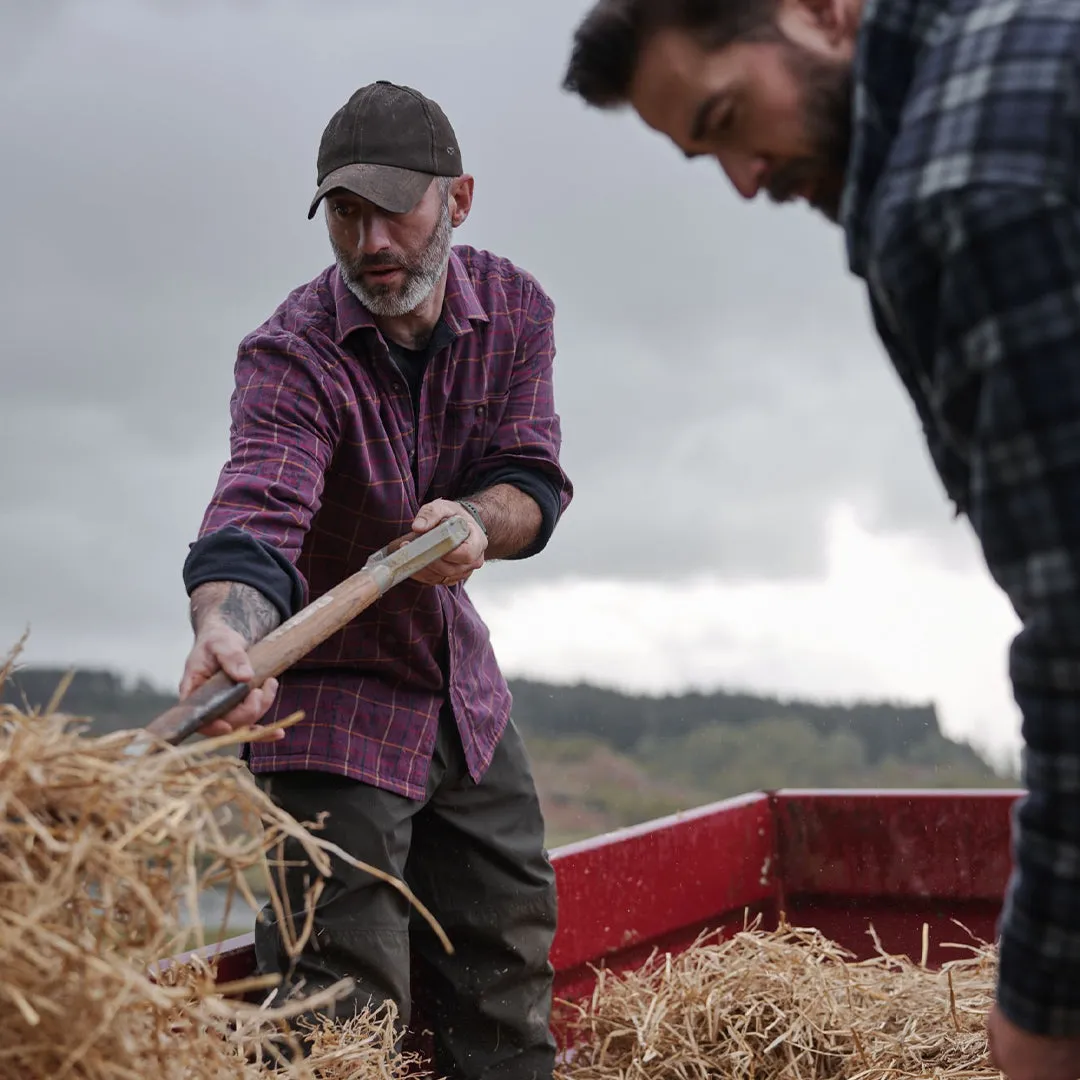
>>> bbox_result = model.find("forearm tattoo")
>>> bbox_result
[189,581,281,645]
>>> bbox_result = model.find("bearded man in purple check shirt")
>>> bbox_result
[176,80,574,1078]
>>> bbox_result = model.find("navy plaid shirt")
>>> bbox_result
[841,0,1080,1036]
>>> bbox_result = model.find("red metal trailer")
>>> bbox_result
[187,787,1020,1050]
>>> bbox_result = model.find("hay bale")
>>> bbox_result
[0,645,443,1079]
[555,920,998,1079]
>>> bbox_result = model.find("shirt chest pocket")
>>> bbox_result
[439,388,511,453]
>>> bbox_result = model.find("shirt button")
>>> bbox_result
[392,382,403,392]
[476,405,485,416]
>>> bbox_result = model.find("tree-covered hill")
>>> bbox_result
[1,665,1016,846]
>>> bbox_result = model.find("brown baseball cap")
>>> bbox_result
[307,81,463,219]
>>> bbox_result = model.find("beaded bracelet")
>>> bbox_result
[456,499,488,536]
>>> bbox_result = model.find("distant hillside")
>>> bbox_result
[507,678,950,766]
[1,664,1016,847]
[508,679,1016,843]
[0,667,175,737]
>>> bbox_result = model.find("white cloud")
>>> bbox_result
[472,503,1023,764]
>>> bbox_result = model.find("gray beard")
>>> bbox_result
[337,204,454,317]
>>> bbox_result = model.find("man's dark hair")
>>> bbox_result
[562,0,780,108]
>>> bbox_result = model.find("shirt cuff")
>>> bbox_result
[465,465,562,559]
[994,726,1080,1037]
[182,525,305,621]
[997,899,1080,1035]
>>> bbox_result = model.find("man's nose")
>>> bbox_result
[357,213,392,255]
[716,152,767,200]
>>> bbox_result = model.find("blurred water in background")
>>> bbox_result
[180,884,260,939]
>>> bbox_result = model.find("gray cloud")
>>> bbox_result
[0,0,71,73]
[0,0,967,679]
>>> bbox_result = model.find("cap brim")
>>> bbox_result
[307,163,435,218]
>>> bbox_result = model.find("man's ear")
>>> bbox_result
[449,175,475,228]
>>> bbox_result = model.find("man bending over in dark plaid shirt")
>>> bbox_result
[561,0,1080,1077]
[177,81,574,1079]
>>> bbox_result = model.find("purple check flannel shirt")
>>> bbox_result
[184,246,573,799]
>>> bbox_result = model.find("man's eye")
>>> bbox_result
[712,108,735,136]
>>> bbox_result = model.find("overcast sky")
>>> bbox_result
[0,0,1024,766]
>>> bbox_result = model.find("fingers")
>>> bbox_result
[428,552,485,575]
[411,500,483,553]
[443,538,486,565]
[408,501,487,587]
[179,643,215,700]
[411,553,485,587]
[415,502,485,556]
[214,637,256,684]
[180,628,252,694]
[196,677,283,739]
[411,500,457,533]
[180,624,284,741]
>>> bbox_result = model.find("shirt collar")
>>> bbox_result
[332,247,490,347]
[839,0,951,277]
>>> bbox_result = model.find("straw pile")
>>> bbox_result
[555,920,998,1079]
[0,640,1002,1080]
[0,643,443,1079]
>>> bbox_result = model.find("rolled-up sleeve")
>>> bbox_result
[460,286,574,558]
[183,331,343,618]
[926,182,1080,1036]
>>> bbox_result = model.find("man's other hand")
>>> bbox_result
[178,620,282,739]
[988,1004,1080,1080]
[410,499,487,586]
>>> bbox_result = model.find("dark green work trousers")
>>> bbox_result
[252,708,558,1080]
